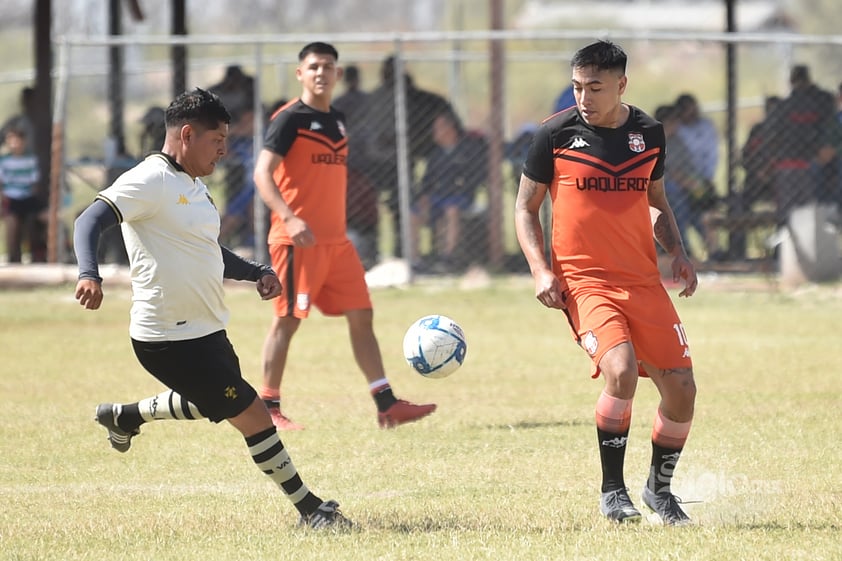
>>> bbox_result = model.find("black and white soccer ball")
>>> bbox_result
[402,315,467,379]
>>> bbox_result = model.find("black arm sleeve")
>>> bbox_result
[73,198,119,282]
[220,245,276,282]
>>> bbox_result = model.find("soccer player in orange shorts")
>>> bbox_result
[515,40,699,526]
[253,42,436,431]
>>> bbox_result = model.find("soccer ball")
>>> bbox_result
[402,315,467,378]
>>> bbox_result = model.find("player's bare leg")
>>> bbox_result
[641,363,696,525]
[596,342,641,523]
[345,308,436,428]
[261,315,304,430]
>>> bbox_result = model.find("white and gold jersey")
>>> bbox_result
[97,153,229,342]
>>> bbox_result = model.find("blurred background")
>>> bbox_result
[1,0,841,284]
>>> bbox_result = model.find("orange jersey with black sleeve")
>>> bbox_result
[522,106,666,289]
[263,98,349,245]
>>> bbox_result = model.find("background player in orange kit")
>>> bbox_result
[514,40,698,526]
[253,42,436,431]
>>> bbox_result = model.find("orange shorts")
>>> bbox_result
[563,283,692,378]
[269,241,372,318]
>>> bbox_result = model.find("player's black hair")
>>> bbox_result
[165,88,230,131]
[570,40,627,75]
[298,42,339,61]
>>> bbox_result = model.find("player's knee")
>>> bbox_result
[602,365,640,398]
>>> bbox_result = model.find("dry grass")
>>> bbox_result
[0,278,840,560]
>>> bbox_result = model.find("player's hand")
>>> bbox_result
[672,253,698,298]
[75,278,103,310]
[285,215,315,247]
[256,273,282,300]
[534,269,567,310]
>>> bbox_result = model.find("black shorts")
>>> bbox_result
[3,195,44,218]
[131,330,257,423]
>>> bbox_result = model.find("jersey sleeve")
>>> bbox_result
[97,165,164,223]
[651,123,667,181]
[263,109,298,157]
[521,124,555,184]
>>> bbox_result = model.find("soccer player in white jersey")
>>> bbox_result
[73,88,350,529]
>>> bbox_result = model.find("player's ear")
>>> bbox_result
[336,66,344,81]
[618,75,628,96]
[179,123,193,144]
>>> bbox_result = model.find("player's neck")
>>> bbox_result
[605,104,630,129]
[301,91,331,113]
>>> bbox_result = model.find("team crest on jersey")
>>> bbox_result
[582,330,599,356]
[337,120,347,137]
[628,132,645,153]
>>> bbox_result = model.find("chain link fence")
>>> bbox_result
[44,30,842,279]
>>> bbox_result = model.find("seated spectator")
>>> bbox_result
[411,107,488,272]
[0,126,42,263]
[655,104,719,261]
[740,95,781,208]
[761,64,837,224]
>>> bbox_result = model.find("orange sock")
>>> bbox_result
[595,391,632,434]
[261,387,280,401]
[651,408,691,449]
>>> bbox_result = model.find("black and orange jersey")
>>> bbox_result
[523,105,665,289]
[263,98,349,245]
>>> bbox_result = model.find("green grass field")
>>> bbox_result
[1,277,840,561]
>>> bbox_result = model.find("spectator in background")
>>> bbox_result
[655,104,719,261]
[138,106,166,156]
[1,87,36,152]
[209,65,258,248]
[0,126,41,263]
[334,65,379,269]
[411,107,488,273]
[674,93,720,256]
[740,95,781,208]
[761,65,837,224]
[552,84,576,114]
[363,55,451,258]
[1,86,46,262]
[675,94,719,187]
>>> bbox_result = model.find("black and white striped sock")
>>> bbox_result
[137,390,203,422]
[245,427,322,515]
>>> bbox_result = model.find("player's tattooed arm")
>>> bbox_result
[649,177,699,298]
[653,211,679,253]
[514,174,550,269]
[648,177,687,256]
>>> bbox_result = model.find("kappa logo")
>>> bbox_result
[682,347,691,358]
[310,121,323,131]
[570,136,590,149]
[602,436,628,448]
[176,194,189,205]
